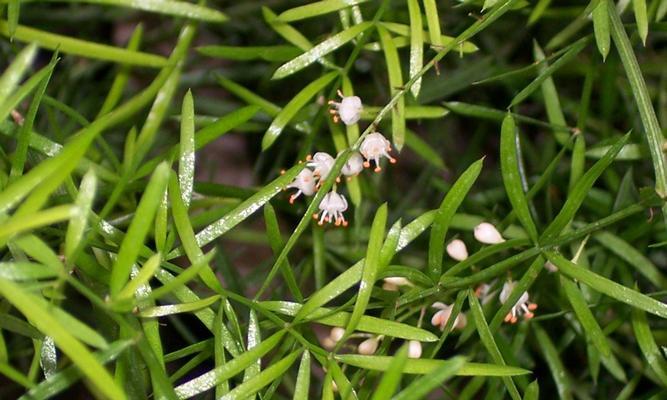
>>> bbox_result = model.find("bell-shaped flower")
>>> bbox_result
[342,152,364,177]
[328,90,363,125]
[286,168,316,204]
[314,191,349,226]
[359,132,396,172]
[499,280,537,324]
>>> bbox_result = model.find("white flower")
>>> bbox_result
[474,222,505,244]
[446,239,468,261]
[358,337,380,355]
[329,327,345,343]
[360,132,396,172]
[328,90,363,125]
[342,152,364,177]
[285,168,316,204]
[307,152,335,182]
[314,191,349,226]
[408,340,422,359]
[544,261,558,273]
[499,280,537,324]
[430,302,466,331]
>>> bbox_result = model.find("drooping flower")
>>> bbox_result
[285,168,316,204]
[307,152,336,182]
[407,340,422,359]
[499,280,537,324]
[342,152,364,177]
[360,132,396,172]
[328,90,363,125]
[474,222,505,244]
[446,239,468,261]
[314,191,349,226]
[430,302,467,331]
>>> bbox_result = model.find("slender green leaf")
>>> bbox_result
[109,162,169,294]
[633,0,648,44]
[262,301,438,342]
[609,2,667,208]
[0,43,37,101]
[392,356,465,400]
[219,350,300,400]
[407,0,423,97]
[346,204,387,336]
[377,24,405,150]
[262,72,337,148]
[0,20,167,67]
[428,158,483,279]
[336,355,530,376]
[561,276,611,357]
[370,344,408,400]
[631,306,667,385]
[545,252,667,318]
[468,290,521,400]
[0,278,125,399]
[21,340,133,400]
[511,37,588,107]
[277,0,370,22]
[540,134,629,241]
[533,323,572,400]
[174,330,286,399]
[594,231,667,286]
[592,0,611,60]
[169,164,305,256]
[179,90,195,208]
[138,295,221,318]
[422,0,442,46]
[28,0,228,22]
[272,23,371,79]
[293,351,311,400]
[65,170,96,260]
[500,114,538,242]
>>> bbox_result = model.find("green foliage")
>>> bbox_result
[0,0,665,398]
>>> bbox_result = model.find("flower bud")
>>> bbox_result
[322,336,336,350]
[446,239,468,261]
[383,277,410,286]
[474,222,505,244]
[408,340,422,359]
[382,281,399,291]
[330,327,345,342]
[358,337,379,355]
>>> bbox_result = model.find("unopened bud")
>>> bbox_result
[474,222,505,244]
[408,340,422,359]
[446,239,468,261]
[358,337,379,355]
[330,327,345,342]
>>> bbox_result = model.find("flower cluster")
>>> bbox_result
[285,92,397,227]
[435,222,538,325]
